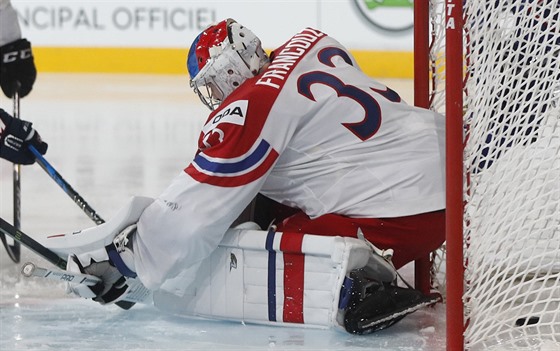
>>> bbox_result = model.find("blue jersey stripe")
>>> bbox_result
[193,139,271,174]
[265,228,277,322]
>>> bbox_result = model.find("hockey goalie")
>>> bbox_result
[44,196,439,334]
[39,18,445,335]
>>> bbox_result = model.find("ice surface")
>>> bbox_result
[0,74,447,350]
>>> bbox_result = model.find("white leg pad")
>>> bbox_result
[153,225,374,329]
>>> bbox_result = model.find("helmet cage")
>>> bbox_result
[190,44,255,110]
[188,19,268,110]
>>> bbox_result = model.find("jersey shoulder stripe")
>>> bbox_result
[185,138,279,187]
[193,138,272,174]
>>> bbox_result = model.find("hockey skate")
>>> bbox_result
[343,269,441,334]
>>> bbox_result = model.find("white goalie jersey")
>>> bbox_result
[134,28,445,293]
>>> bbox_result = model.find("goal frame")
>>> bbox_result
[414,1,464,350]
[415,1,560,350]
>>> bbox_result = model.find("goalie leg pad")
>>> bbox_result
[153,224,378,329]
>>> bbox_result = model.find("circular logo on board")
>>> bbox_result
[353,0,414,32]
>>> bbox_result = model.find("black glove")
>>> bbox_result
[0,38,37,98]
[0,108,47,164]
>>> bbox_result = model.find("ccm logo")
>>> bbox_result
[2,49,32,63]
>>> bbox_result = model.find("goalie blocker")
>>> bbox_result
[44,196,437,334]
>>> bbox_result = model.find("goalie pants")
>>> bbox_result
[277,209,445,269]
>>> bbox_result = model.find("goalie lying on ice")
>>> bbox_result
[45,196,438,334]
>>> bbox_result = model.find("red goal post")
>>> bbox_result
[414,1,559,350]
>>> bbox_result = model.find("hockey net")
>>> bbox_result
[417,1,560,350]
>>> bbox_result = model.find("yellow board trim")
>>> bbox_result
[33,47,189,75]
[352,50,413,79]
[33,47,413,78]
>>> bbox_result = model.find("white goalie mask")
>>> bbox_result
[187,18,269,110]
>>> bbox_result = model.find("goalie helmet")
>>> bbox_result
[187,19,269,110]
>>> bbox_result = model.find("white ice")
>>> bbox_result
[0,73,448,350]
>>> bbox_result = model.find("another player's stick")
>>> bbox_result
[0,216,68,270]
[28,145,105,225]
[1,91,22,263]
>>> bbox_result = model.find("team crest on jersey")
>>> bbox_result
[201,100,248,148]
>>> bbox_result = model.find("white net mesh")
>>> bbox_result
[428,1,560,349]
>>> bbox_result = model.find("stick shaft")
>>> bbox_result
[1,91,22,263]
[28,145,105,225]
[0,217,67,269]
[21,262,101,286]
[13,90,21,232]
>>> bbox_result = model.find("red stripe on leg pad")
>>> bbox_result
[280,232,305,324]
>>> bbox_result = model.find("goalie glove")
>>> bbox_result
[66,224,145,305]
[46,196,154,307]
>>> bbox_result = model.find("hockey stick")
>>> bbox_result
[1,91,22,263]
[0,216,67,269]
[0,217,137,310]
[28,145,105,225]
[21,261,101,286]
